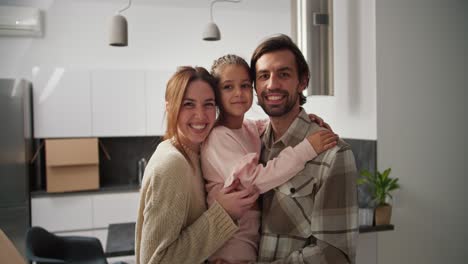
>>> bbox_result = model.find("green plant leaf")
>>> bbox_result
[360,170,373,179]
[361,167,400,205]
[382,168,392,178]
[358,169,376,186]
[357,178,368,185]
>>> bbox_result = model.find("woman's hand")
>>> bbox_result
[307,130,338,154]
[308,114,333,132]
[215,179,259,220]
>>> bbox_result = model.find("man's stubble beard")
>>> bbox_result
[257,87,300,117]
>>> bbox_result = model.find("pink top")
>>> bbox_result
[201,119,317,262]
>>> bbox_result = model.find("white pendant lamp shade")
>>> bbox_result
[109,0,131,47]
[203,0,241,41]
[109,14,128,47]
[203,22,220,41]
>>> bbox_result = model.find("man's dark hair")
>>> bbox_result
[250,34,309,105]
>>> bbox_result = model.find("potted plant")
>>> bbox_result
[358,168,400,225]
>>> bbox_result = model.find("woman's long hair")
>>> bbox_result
[163,66,217,166]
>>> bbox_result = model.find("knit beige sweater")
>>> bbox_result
[135,140,238,264]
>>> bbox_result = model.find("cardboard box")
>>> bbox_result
[45,138,99,193]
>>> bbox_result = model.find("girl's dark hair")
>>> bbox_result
[210,54,251,123]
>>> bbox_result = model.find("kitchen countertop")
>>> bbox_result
[30,184,140,198]
[106,222,135,257]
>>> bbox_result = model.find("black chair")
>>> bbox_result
[25,226,108,264]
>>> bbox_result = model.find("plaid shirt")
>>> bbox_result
[258,109,359,263]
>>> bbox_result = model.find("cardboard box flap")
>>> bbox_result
[45,138,99,166]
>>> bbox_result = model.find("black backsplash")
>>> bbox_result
[99,137,377,203]
[343,138,377,208]
[98,137,162,187]
[31,138,45,191]
[32,136,377,206]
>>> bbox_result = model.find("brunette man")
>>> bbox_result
[251,34,358,263]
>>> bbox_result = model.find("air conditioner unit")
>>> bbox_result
[0,5,43,37]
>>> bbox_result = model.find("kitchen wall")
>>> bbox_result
[1,0,381,262]
[4,0,467,263]
[303,0,377,140]
[376,0,468,263]
[0,0,290,73]
[0,0,377,141]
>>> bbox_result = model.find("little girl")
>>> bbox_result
[201,55,337,263]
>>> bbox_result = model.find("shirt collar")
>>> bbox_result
[262,108,312,148]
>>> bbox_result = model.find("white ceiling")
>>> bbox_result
[0,0,289,13]
[92,0,288,11]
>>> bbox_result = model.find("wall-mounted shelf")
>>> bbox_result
[359,224,394,233]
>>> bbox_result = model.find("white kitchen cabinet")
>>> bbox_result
[31,191,139,262]
[32,67,92,138]
[91,70,146,137]
[92,192,139,228]
[145,70,172,135]
[108,256,136,264]
[31,195,93,232]
[32,191,139,231]
[55,230,94,238]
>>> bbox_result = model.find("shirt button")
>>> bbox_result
[290,188,296,194]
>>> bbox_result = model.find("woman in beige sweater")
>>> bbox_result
[135,66,259,264]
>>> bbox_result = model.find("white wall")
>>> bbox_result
[376,0,468,263]
[304,0,377,140]
[0,0,289,77]
[0,0,377,141]
[248,0,378,140]
[0,0,384,262]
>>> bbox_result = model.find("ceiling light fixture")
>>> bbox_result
[109,0,132,47]
[203,0,241,41]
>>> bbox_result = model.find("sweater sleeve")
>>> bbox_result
[139,156,238,264]
[201,127,318,194]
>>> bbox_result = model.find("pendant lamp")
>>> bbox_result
[109,0,132,47]
[203,0,241,41]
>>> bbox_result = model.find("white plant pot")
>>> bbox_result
[359,208,374,226]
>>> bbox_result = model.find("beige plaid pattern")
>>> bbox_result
[258,109,359,263]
